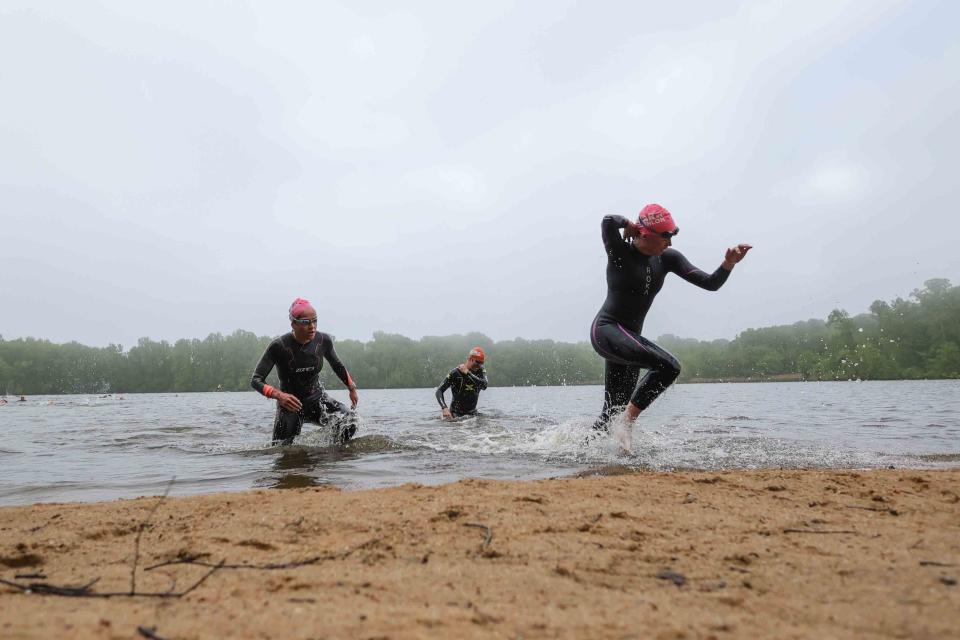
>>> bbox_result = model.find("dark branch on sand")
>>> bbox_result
[0,477,383,601]
[0,480,227,601]
[464,522,493,548]
[131,477,176,595]
[0,561,224,599]
[143,552,210,571]
[0,576,100,597]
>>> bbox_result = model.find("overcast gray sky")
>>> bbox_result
[2,1,958,348]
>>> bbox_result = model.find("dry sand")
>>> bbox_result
[1,469,958,639]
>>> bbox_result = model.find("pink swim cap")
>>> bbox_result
[288,297,315,319]
[637,204,678,236]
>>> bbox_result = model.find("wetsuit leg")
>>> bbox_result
[594,361,643,430]
[272,406,303,445]
[629,340,681,411]
[591,322,681,428]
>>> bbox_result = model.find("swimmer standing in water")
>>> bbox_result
[436,347,488,419]
[251,298,360,445]
[590,204,751,448]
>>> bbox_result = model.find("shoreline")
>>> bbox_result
[2,469,958,639]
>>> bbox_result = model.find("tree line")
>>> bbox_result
[1,278,957,395]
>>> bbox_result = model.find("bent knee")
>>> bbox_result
[659,356,681,380]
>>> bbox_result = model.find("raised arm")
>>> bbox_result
[662,249,732,291]
[601,215,636,258]
[465,366,488,390]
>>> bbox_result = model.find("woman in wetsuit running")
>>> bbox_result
[591,204,751,432]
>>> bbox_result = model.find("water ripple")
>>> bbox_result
[1,381,958,505]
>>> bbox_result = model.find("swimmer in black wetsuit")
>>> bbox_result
[591,204,751,432]
[251,297,360,445]
[436,347,488,419]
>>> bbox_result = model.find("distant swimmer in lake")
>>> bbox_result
[591,204,751,438]
[251,297,360,446]
[436,347,488,419]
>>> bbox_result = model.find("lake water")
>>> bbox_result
[1,380,958,506]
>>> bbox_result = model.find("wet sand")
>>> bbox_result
[1,469,959,639]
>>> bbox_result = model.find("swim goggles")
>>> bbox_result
[637,217,679,239]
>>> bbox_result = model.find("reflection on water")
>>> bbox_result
[256,435,398,489]
[1,381,958,505]
[260,447,350,490]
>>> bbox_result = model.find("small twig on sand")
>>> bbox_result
[145,538,382,573]
[846,505,899,515]
[137,626,168,640]
[143,552,210,570]
[656,569,686,587]
[131,477,176,595]
[920,560,956,567]
[783,529,857,535]
[146,556,333,571]
[175,560,225,597]
[0,576,100,597]
[464,522,493,548]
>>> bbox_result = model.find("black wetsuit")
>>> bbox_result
[251,332,357,445]
[591,214,731,429]
[436,366,488,417]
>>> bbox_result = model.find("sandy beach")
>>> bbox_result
[1,469,958,639]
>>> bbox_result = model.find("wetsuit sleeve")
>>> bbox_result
[601,215,631,258]
[662,249,731,291]
[466,369,488,390]
[435,370,455,408]
[322,336,356,389]
[251,342,278,397]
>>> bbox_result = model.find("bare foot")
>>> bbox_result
[611,414,633,455]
